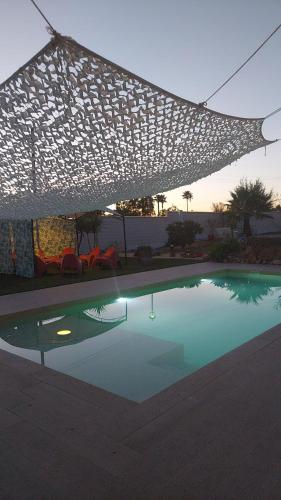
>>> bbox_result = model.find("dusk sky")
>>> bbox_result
[1,0,280,211]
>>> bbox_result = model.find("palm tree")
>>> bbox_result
[227,179,274,236]
[158,194,167,214]
[154,194,167,216]
[154,195,162,216]
[182,190,193,212]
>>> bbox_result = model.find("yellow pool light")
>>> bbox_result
[56,329,72,336]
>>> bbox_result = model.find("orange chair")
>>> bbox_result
[37,248,61,266]
[63,247,75,255]
[61,254,82,274]
[95,246,119,270]
[79,247,101,268]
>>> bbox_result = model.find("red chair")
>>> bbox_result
[37,248,61,266]
[80,247,101,268]
[63,247,75,255]
[95,246,119,270]
[61,254,82,274]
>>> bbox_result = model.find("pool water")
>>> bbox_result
[1,271,281,402]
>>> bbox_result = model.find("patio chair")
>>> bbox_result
[80,246,101,268]
[37,248,61,266]
[62,247,76,255]
[95,246,120,270]
[61,254,82,274]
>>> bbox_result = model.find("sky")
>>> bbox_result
[0,0,280,212]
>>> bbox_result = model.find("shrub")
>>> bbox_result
[209,238,240,262]
[166,221,203,248]
[134,245,153,264]
[134,245,152,256]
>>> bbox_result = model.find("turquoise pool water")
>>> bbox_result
[1,271,281,402]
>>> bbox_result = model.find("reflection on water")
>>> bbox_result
[1,302,128,353]
[0,271,281,401]
[211,275,281,305]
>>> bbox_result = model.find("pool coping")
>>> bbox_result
[0,261,281,318]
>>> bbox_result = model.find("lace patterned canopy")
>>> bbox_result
[0,33,273,219]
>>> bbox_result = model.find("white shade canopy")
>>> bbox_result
[0,33,273,219]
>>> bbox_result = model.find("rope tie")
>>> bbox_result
[202,23,281,105]
[29,0,56,33]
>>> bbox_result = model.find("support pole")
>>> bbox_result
[40,351,45,366]
[31,127,40,252]
[122,214,128,263]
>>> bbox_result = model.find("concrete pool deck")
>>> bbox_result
[0,262,281,499]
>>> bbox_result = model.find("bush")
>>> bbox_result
[166,221,203,247]
[134,245,152,257]
[209,239,240,262]
[134,246,153,264]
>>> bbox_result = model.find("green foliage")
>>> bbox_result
[166,221,203,247]
[212,202,226,213]
[76,211,102,250]
[135,245,153,264]
[154,194,167,216]
[166,205,180,212]
[138,196,155,216]
[116,196,155,216]
[135,246,153,257]
[182,190,193,211]
[209,239,240,262]
[116,199,140,216]
[227,179,274,236]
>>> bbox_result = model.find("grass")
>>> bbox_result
[0,257,197,296]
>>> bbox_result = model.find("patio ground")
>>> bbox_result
[0,262,281,499]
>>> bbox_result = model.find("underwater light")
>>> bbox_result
[57,329,72,336]
[116,297,131,303]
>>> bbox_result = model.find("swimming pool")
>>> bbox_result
[1,271,281,402]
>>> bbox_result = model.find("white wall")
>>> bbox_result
[250,212,281,235]
[80,212,222,251]
[80,211,281,252]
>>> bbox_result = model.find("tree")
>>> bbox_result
[116,197,155,216]
[154,195,162,216]
[182,190,193,211]
[166,205,180,212]
[158,194,167,214]
[227,179,274,236]
[90,212,103,246]
[166,221,203,248]
[76,211,102,251]
[225,211,240,238]
[212,202,226,213]
[116,199,139,216]
[138,196,155,216]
